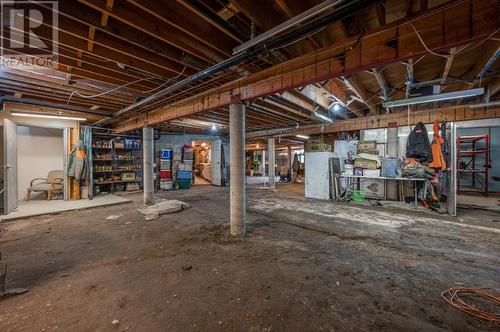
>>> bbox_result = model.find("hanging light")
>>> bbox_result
[211,123,217,131]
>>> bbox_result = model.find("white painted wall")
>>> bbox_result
[17,126,64,200]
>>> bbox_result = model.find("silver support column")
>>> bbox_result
[230,103,246,236]
[143,126,154,205]
[268,137,275,189]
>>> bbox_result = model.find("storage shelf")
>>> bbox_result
[458,169,486,173]
[91,128,143,197]
[94,170,142,173]
[459,150,487,155]
[457,134,488,195]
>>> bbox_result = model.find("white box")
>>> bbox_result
[305,151,334,200]
[363,169,380,177]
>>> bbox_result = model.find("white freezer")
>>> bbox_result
[305,151,334,200]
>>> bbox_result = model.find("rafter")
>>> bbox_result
[78,0,227,64]
[441,47,457,85]
[343,75,379,115]
[323,80,365,117]
[107,0,500,132]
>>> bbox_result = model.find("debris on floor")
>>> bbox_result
[137,200,191,220]
[105,215,122,220]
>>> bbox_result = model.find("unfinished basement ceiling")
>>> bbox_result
[0,0,498,135]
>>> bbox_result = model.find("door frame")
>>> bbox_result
[451,118,500,216]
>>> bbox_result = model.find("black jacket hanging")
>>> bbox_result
[406,122,433,163]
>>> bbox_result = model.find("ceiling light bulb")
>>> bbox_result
[333,103,341,112]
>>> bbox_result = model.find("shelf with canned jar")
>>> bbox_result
[91,130,143,196]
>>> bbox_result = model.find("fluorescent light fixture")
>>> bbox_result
[11,112,87,121]
[296,134,309,139]
[383,88,484,108]
[313,112,333,123]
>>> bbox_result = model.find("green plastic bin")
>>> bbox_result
[350,189,365,202]
[177,178,192,190]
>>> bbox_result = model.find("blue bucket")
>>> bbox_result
[161,149,172,160]
[177,170,192,179]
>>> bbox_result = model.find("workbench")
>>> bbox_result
[340,175,426,206]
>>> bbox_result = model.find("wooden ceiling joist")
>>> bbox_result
[114,0,500,133]
[78,0,227,64]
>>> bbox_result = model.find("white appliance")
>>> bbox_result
[305,151,334,200]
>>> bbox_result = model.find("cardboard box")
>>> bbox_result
[305,143,332,153]
[357,140,377,152]
[361,149,380,156]
[354,159,378,169]
[308,135,324,145]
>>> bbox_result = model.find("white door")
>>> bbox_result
[4,119,18,214]
[211,140,222,186]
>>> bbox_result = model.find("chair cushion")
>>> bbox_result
[29,183,63,191]
[47,170,64,182]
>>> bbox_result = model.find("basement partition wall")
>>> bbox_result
[17,126,64,201]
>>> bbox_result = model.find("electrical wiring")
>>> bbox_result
[140,64,189,94]
[408,21,451,59]
[66,76,158,104]
[66,64,188,104]
[441,287,500,323]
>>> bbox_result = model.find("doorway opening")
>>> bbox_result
[0,123,65,215]
[192,141,212,185]
[456,125,500,210]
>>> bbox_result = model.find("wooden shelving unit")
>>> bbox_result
[91,130,143,196]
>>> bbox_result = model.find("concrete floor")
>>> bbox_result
[0,184,498,331]
[457,193,500,211]
[1,195,131,222]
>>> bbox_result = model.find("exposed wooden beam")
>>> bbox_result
[248,105,500,138]
[113,0,500,132]
[343,75,378,115]
[124,0,236,57]
[420,0,428,11]
[323,80,364,117]
[32,3,194,78]
[87,26,96,52]
[274,0,321,49]
[293,105,500,136]
[441,47,457,85]
[375,2,386,26]
[177,0,245,43]
[78,0,226,63]
[100,0,115,27]
[371,68,389,101]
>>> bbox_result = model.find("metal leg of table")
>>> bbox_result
[414,181,418,207]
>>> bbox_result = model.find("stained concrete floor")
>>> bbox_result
[1,195,132,222]
[0,184,498,331]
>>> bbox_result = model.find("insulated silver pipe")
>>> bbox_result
[229,103,246,236]
[233,0,347,54]
[143,127,154,205]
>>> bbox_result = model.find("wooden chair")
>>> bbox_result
[27,170,64,201]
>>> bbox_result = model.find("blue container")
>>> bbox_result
[161,149,172,160]
[382,158,398,178]
[177,170,192,179]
